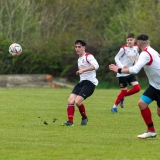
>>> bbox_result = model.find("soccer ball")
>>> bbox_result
[9,43,22,56]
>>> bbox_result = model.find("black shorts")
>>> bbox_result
[118,74,137,88]
[143,85,160,107]
[71,80,95,99]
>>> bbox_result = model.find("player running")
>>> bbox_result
[62,40,99,126]
[111,33,140,113]
[109,34,160,139]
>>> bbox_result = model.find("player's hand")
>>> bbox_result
[109,64,118,73]
[76,69,84,75]
[76,71,79,75]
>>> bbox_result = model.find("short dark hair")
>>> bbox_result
[75,40,86,46]
[137,34,149,41]
[126,33,134,39]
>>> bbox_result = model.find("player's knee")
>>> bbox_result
[138,101,141,107]
[75,102,81,107]
[68,98,74,104]
[138,100,148,110]
[74,100,81,107]
[138,100,145,109]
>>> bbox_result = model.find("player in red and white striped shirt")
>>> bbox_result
[109,34,160,139]
[62,40,99,126]
[111,33,141,113]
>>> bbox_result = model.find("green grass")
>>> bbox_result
[0,88,159,160]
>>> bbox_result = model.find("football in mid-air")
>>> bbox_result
[9,43,22,56]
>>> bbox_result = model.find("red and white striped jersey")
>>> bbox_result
[78,53,99,86]
[115,44,139,77]
[129,46,160,89]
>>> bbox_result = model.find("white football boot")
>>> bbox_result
[137,131,157,139]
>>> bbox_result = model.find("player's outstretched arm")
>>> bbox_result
[109,64,130,74]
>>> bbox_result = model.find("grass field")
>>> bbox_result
[0,88,159,160]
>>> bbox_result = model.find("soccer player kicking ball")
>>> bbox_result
[109,34,160,139]
[62,40,99,126]
[111,33,140,113]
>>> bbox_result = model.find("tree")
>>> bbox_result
[0,0,40,44]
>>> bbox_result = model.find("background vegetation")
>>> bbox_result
[0,0,160,87]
